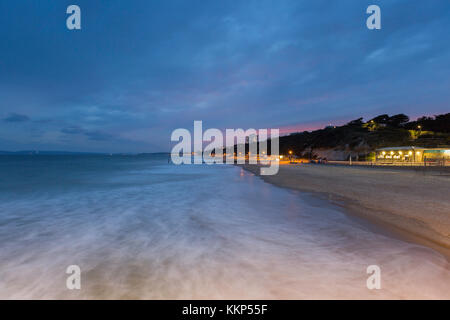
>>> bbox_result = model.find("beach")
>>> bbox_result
[241,163,450,253]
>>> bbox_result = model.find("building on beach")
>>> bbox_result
[375,146,450,165]
[423,148,450,165]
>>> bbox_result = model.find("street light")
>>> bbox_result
[288,150,293,162]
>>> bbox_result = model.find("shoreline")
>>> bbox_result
[239,163,450,259]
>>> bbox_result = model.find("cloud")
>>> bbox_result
[3,113,30,122]
[60,126,113,141]
[61,126,84,134]
[84,130,112,141]
[1,1,450,152]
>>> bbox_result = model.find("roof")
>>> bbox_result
[376,146,426,151]
[424,147,450,151]
[424,149,450,153]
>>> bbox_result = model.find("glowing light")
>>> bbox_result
[279,155,284,159]
[289,150,293,155]
[382,151,386,155]
[408,151,413,155]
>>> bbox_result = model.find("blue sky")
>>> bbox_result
[0,0,449,152]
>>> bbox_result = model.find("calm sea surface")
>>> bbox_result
[0,154,449,299]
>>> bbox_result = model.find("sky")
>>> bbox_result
[0,0,449,153]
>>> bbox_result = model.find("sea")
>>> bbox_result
[0,154,449,299]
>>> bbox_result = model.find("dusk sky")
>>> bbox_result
[1,0,449,153]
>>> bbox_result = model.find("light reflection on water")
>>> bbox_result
[0,155,449,299]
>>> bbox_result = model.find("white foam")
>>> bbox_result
[0,159,449,299]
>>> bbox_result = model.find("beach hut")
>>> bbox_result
[375,146,450,165]
[375,146,427,164]
[423,148,450,166]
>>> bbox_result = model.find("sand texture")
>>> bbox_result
[241,164,450,250]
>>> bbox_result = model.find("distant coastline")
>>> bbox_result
[0,151,169,156]
[0,150,104,155]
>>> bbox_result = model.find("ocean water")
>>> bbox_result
[0,154,449,299]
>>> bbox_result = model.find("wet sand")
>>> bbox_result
[240,164,450,254]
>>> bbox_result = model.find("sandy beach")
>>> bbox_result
[241,164,450,253]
